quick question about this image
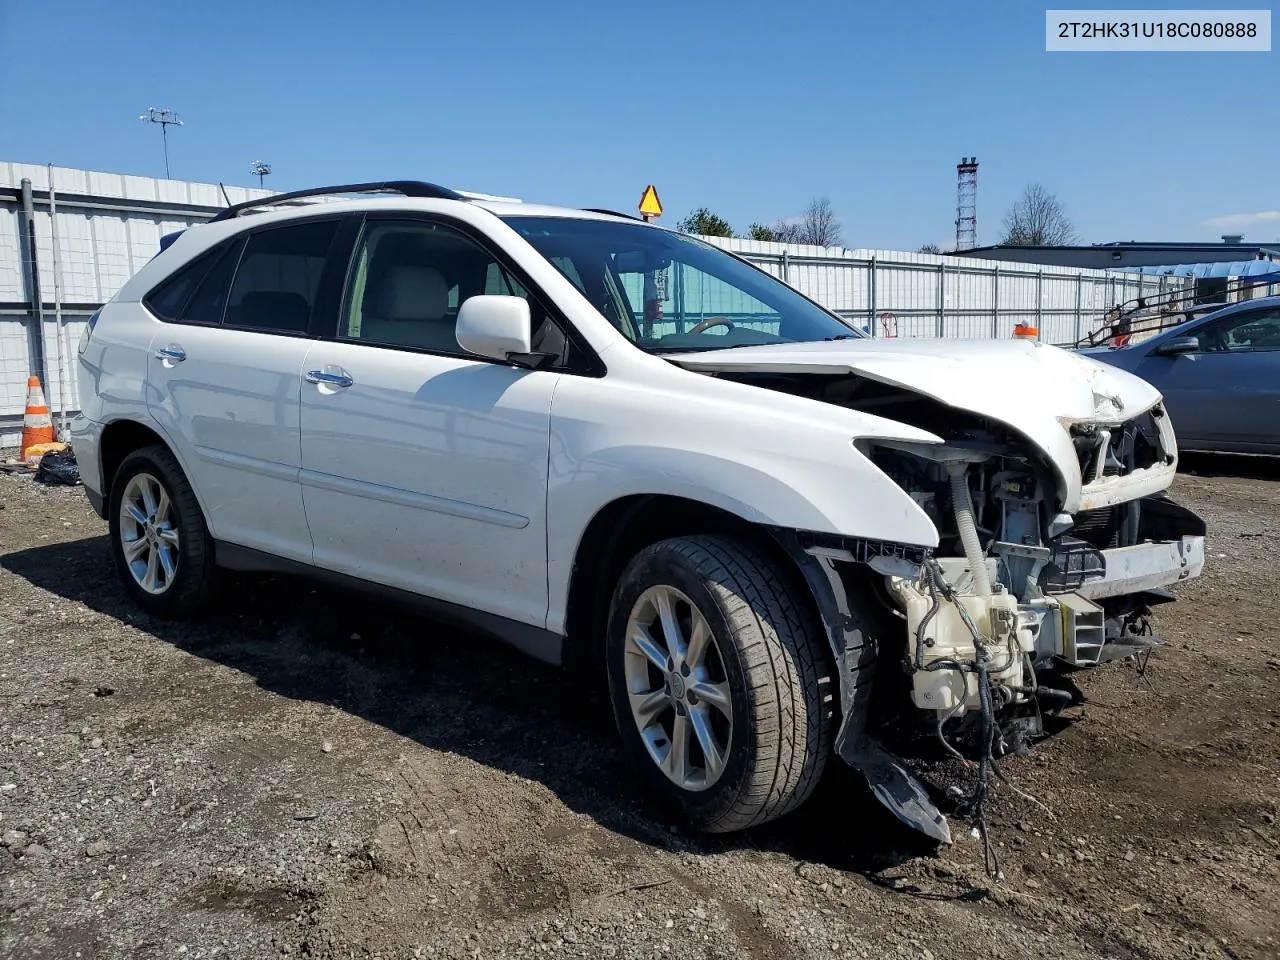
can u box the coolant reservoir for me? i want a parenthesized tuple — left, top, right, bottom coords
(902, 590, 1020, 713)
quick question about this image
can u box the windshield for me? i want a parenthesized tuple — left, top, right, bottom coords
(501, 216, 863, 352)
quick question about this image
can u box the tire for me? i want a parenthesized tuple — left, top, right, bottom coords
(107, 445, 215, 617)
(605, 535, 834, 833)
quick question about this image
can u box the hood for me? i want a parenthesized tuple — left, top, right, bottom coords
(669, 338, 1166, 511)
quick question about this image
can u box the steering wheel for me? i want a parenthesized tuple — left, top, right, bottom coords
(688, 316, 735, 335)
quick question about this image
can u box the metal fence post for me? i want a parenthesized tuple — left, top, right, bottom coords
(19, 179, 49, 388)
(1074, 274, 1083, 342)
(936, 262, 945, 338)
(991, 266, 1000, 338)
(674, 262, 685, 334)
(868, 256, 877, 336)
(781, 250, 791, 287)
(1035, 269, 1044, 340)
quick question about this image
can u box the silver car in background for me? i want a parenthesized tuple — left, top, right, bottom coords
(1083, 296, 1280, 455)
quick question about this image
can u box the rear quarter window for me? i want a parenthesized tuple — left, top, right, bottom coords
(142, 246, 224, 322)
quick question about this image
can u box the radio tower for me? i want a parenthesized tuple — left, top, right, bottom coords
(955, 156, 978, 250)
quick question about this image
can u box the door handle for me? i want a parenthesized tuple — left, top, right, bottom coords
(305, 369, 354, 388)
(155, 345, 186, 363)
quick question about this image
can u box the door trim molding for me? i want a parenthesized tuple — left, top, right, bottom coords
(298, 468, 530, 529)
(194, 444, 300, 483)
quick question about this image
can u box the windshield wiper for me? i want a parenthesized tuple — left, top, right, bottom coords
(823, 334, 859, 340)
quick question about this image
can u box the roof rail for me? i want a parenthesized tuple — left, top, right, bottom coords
(582, 208, 643, 221)
(208, 180, 463, 223)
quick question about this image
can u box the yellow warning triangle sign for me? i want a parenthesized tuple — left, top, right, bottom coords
(638, 184, 663, 218)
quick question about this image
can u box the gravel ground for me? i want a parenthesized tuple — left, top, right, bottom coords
(1, 457, 1277, 960)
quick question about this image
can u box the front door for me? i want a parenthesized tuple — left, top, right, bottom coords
(298, 217, 559, 628)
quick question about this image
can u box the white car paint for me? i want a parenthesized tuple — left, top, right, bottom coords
(669, 338, 1174, 515)
(146, 325, 314, 563)
(296, 340, 559, 628)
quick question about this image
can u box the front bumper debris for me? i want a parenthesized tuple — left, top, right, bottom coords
(1075, 536, 1204, 600)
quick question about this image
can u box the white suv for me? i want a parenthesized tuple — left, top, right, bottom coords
(73, 182, 1205, 841)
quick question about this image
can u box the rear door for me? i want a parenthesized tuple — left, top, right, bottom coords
(1132, 306, 1280, 452)
(145, 217, 351, 562)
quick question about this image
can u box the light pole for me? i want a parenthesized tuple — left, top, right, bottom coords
(139, 108, 183, 179)
(250, 160, 272, 189)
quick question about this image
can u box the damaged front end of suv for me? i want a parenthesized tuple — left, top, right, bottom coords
(674, 341, 1207, 845)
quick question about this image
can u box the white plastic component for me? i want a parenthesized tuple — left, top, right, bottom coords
(932, 556, 1000, 595)
(455, 295, 532, 361)
(895, 583, 1022, 713)
(1058, 593, 1107, 665)
(1015, 609, 1042, 655)
(948, 464, 992, 597)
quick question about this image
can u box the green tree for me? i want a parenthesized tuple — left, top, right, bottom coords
(749, 222, 787, 242)
(676, 207, 734, 237)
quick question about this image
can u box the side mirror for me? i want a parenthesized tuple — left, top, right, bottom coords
(1153, 335, 1200, 357)
(456, 295, 532, 363)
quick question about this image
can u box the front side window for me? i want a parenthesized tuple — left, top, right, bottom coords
(502, 216, 861, 352)
(1194, 307, 1280, 353)
(224, 220, 339, 333)
(341, 220, 531, 354)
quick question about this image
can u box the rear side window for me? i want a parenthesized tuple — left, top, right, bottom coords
(183, 240, 244, 326)
(225, 221, 339, 333)
(143, 246, 223, 322)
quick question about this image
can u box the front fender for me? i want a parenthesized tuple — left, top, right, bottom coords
(544, 372, 941, 632)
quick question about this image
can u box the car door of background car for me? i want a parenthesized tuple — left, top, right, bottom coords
(1131, 306, 1280, 453)
(297, 216, 564, 631)
(144, 217, 350, 563)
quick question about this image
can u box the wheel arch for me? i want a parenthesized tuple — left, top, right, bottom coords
(98, 419, 209, 528)
(561, 494, 836, 692)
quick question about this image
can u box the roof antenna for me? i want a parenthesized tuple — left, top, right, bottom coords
(218, 182, 231, 207)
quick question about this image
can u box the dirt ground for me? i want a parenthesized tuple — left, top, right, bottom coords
(1, 458, 1277, 960)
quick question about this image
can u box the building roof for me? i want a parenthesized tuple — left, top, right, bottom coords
(1112, 259, 1280, 279)
(957, 241, 1280, 258)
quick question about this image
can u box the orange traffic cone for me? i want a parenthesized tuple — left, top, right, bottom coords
(20, 375, 54, 459)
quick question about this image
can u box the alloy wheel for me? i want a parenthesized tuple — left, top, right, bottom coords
(623, 585, 734, 791)
(118, 472, 180, 595)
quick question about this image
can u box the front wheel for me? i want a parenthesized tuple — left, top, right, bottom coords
(606, 535, 833, 833)
(108, 445, 215, 617)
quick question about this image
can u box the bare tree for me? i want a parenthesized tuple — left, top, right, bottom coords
(918, 243, 942, 254)
(747, 198, 841, 245)
(796, 196, 842, 246)
(1000, 183, 1078, 245)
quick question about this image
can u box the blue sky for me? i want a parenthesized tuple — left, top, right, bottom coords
(1, 0, 1275, 249)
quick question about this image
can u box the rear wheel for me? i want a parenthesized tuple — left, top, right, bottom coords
(108, 445, 215, 617)
(606, 535, 833, 833)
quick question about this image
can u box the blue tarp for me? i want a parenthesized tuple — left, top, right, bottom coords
(1113, 259, 1280, 280)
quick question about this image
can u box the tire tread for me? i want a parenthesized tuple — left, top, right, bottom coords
(627, 534, 833, 832)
